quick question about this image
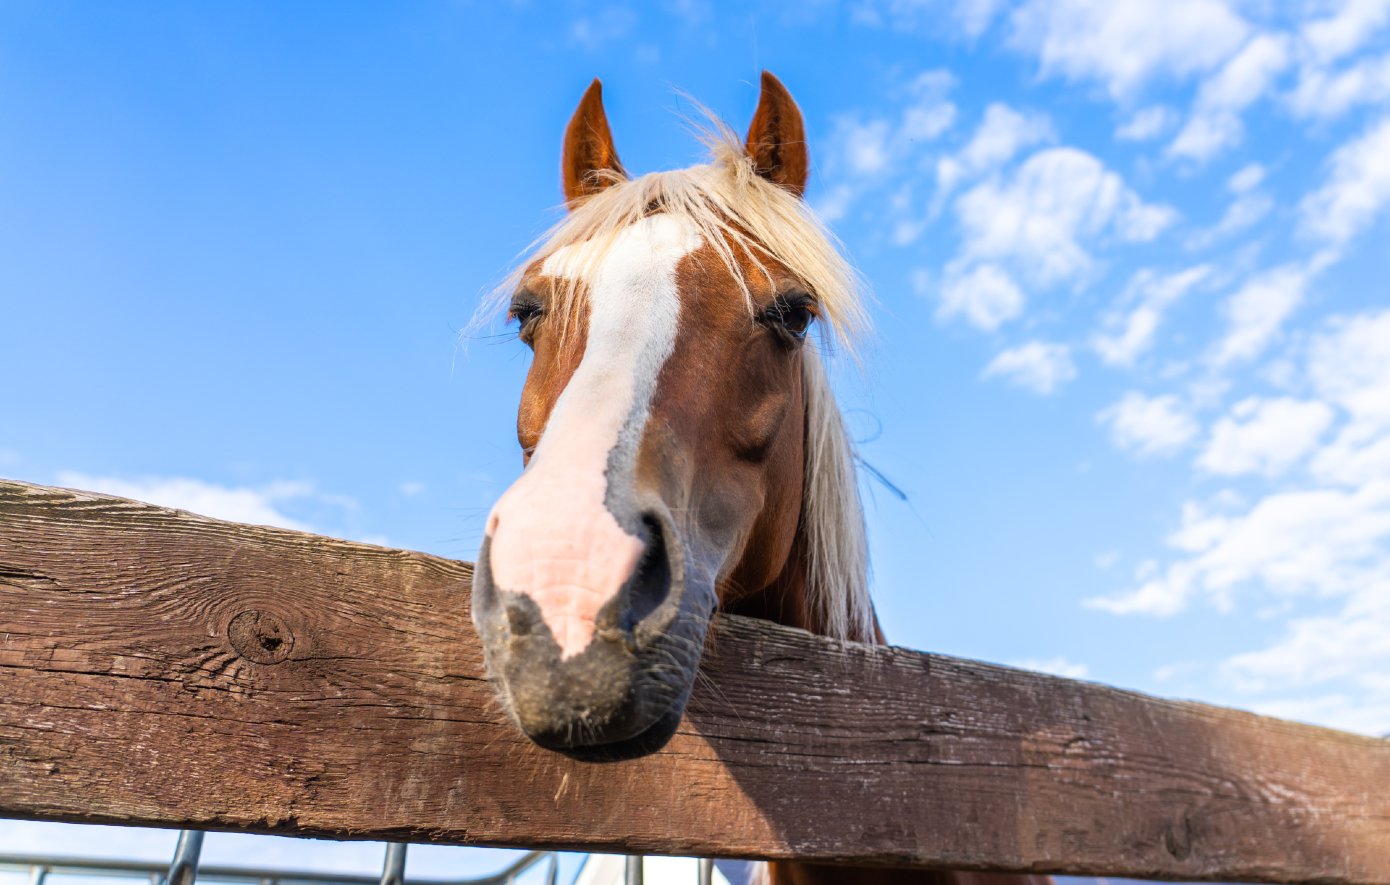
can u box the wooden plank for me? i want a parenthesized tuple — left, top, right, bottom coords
(1, 477, 1388, 883)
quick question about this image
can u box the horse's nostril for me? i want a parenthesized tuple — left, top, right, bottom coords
(506, 600, 534, 637)
(625, 513, 672, 630)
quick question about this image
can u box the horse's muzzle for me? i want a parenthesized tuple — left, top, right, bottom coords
(471, 509, 714, 761)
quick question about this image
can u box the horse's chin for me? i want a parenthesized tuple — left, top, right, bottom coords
(541, 705, 685, 763)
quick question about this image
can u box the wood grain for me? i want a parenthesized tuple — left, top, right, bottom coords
(2, 478, 1388, 883)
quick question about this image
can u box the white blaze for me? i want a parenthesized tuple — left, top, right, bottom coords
(485, 215, 702, 659)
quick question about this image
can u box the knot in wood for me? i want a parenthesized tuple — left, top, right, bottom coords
(1164, 817, 1194, 861)
(228, 610, 294, 664)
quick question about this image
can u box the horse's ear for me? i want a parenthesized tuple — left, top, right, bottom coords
(562, 79, 627, 207)
(745, 71, 809, 198)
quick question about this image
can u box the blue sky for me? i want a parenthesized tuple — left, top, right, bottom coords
(4, 0, 1390, 875)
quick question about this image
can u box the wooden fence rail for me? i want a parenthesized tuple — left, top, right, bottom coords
(2, 478, 1389, 883)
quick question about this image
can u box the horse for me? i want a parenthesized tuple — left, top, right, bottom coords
(470, 71, 1054, 885)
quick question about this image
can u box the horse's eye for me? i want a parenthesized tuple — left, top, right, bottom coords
(763, 294, 817, 344)
(508, 296, 544, 342)
(510, 304, 541, 326)
(780, 304, 814, 336)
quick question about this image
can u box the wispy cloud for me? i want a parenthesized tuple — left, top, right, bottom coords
(1010, 656, 1091, 678)
(1168, 33, 1291, 162)
(1188, 163, 1274, 248)
(1088, 308, 1390, 732)
(950, 147, 1176, 289)
(1197, 397, 1335, 477)
(1299, 116, 1390, 248)
(1093, 265, 1212, 367)
(816, 70, 957, 221)
(934, 103, 1053, 210)
(982, 341, 1077, 394)
(56, 472, 316, 531)
(937, 263, 1025, 330)
(568, 7, 637, 50)
(1289, 0, 1390, 120)
(1115, 105, 1177, 141)
(1009, 0, 1250, 100)
(1098, 392, 1200, 457)
(1209, 261, 1323, 368)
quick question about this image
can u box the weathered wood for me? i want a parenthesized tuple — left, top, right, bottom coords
(2, 478, 1388, 883)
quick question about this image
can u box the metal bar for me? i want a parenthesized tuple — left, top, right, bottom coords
(698, 859, 712, 885)
(625, 856, 642, 885)
(0, 852, 554, 885)
(167, 832, 205, 885)
(27, 865, 49, 885)
(379, 846, 407, 885)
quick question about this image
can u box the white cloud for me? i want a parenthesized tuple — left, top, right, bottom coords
(568, 8, 637, 50)
(1301, 0, 1390, 66)
(1090, 309, 1390, 734)
(0, 448, 20, 467)
(954, 0, 1007, 37)
(952, 147, 1177, 288)
(1085, 562, 1193, 616)
(1299, 116, 1390, 247)
(1229, 162, 1266, 192)
(1289, 51, 1390, 119)
(1288, 0, 1390, 122)
(1223, 581, 1390, 689)
(1009, 0, 1251, 99)
(1116, 105, 1176, 141)
(937, 263, 1026, 330)
(839, 118, 894, 175)
(936, 103, 1053, 202)
(1093, 265, 1212, 366)
(1098, 391, 1200, 456)
(1169, 33, 1292, 162)
(399, 481, 426, 496)
(1310, 311, 1390, 433)
(1087, 481, 1390, 616)
(982, 341, 1077, 394)
(901, 70, 960, 140)
(849, 0, 1008, 37)
(1308, 309, 1390, 486)
(56, 472, 315, 531)
(830, 70, 957, 179)
(1198, 397, 1336, 477)
(1210, 262, 1319, 367)
(1192, 193, 1276, 248)
(1011, 656, 1091, 678)
(1248, 689, 1390, 736)
(814, 183, 857, 221)
(1194, 309, 1390, 734)
(818, 70, 957, 221)
(1189, 165, 1275, 248)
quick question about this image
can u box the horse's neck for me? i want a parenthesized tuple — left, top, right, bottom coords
(723, 521, 817, 634)
(723, 515, 886, 645)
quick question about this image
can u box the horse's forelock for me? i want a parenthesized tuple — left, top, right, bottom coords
(475, 117, 869, 360)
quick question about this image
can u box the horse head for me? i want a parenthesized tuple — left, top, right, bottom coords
(472, 72, 875, 762)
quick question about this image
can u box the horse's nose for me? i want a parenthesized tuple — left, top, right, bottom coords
(472, 508, 706, 756)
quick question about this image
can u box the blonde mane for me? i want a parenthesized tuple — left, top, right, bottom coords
(478, 119, 876, 644)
